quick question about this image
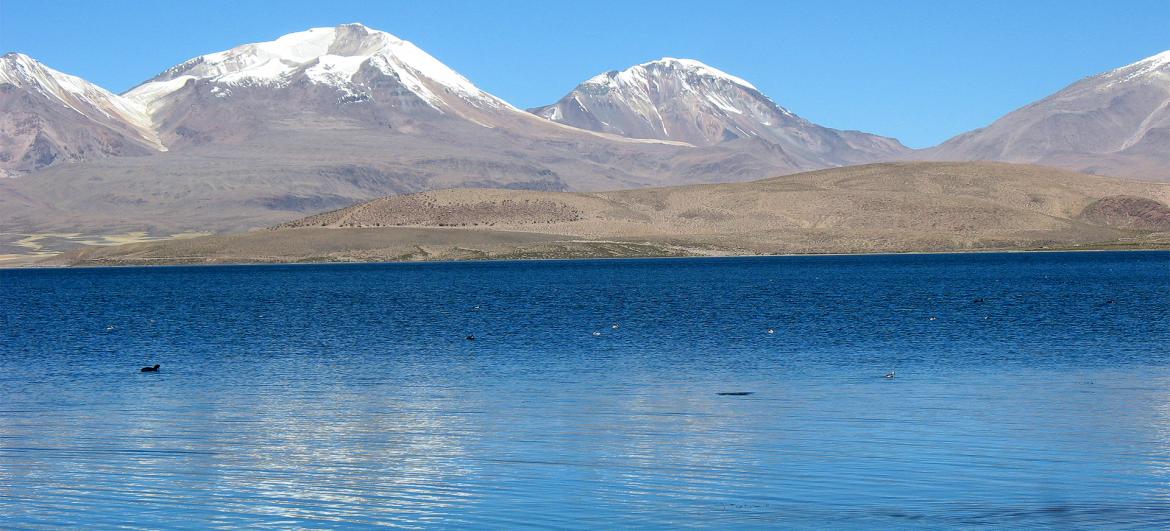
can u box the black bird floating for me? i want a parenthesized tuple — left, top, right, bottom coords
(141, 364, 160, 372)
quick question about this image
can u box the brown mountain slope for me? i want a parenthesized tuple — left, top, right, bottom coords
(923, 51, 1170, 181)
(58, 162, 1170, 266)
(0, 53, 163, 177)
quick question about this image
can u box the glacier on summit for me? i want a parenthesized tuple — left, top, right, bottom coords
(125, 23, 511, 115)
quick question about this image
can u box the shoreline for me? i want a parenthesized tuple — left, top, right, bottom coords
(10, 161, 1170, 270)
(6, 242, 1168, 271)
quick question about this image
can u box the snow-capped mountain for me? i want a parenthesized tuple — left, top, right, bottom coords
(0, 24, 923, 247)
(123, 23, 523, 146)
(530, 58, 908, 166)
(0, 53, 163, 176)
(925, 50, 1170, 180)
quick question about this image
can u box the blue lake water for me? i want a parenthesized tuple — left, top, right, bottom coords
(2, 252, 1170, 528)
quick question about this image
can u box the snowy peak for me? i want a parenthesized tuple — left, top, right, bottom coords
(0, 53, 160, 148)
(530, 57, 908, 166)
(531, 56, 796, 146)
(1098, 49, 1170, 87)
(151, 24, 392, 84)
(0, 53, 166, 176)
(585, 57, 758, 91)
(125, 23, 509, 113)
(1, 52, 94, 95)
(1127, 49, 1170, 72)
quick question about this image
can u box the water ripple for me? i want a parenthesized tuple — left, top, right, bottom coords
(2, 253, 1170, 527)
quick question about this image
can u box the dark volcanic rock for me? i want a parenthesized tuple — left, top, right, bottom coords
(1081, 195, 1170, 231)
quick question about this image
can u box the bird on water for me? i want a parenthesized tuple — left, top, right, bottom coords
(885, 371, 895, 379)
(141, 364, 160, 372)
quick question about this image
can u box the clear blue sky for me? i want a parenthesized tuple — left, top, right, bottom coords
(1, 0, 1166, 147)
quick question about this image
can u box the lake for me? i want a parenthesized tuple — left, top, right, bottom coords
(2, 252, 1170, 528)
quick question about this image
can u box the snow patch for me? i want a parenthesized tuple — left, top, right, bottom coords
(304, 54, 369, 86)
(127, 75, 195, 108)
(705, 92, 743, 115)
(1103, 50, 1170, 87)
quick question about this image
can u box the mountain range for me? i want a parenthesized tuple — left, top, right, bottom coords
(1, 23, 1168, 258)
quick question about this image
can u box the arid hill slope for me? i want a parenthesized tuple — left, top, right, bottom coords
(60, 162, 1170, 265)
